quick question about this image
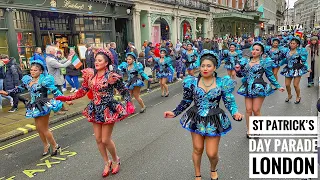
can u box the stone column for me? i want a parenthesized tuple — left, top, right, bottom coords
(111, 17, 116, 42)
(147, 11, 152, 42)
(171, 15, 177, 45)
(133, 9, 141, 52)
(192, 17, 197, 40)
(176, 16, 181, 42)
(127, 17, 133, 43)
(5, 9, 19, 60)
(32, 13, 42, 47)
(204, 19, 209, 38)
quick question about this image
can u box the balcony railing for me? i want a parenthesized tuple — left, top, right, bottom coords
(152, 0, 210, 11)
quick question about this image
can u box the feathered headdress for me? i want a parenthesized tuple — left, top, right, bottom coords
(29, 59, 48, 75)
(126, 52, 137, 60)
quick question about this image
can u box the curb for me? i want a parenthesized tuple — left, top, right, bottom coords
(0, 76, 183, 143)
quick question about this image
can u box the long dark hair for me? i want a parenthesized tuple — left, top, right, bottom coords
(92, 52, 113, 79)
(310, 40, 319, 56)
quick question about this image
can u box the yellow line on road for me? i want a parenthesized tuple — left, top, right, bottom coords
(0, 80, 182, 151)
(16, 128, 28, 134)
(25, 124, 36, 130)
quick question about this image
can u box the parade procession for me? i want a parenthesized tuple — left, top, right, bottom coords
(0, 0, 319, 180)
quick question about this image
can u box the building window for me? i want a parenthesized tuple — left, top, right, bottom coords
(255, 0, 259, 7)
(0, 31, 8, 54)
(17, 32, 35, 65)
(75, 16, 111, 32)
(39, 17, 70, 31)
(0, 9, 5, 28)
(79, 32, 111, 48)
(13, 11, 33, 30)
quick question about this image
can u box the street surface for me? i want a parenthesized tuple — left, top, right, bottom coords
(0, 68, 319, 180)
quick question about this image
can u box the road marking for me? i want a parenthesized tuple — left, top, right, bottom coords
(0, 80, 183, 151)
(16, 128, 28, 134)
(25, 124, 36, 130)
(153, 101, 164, 107)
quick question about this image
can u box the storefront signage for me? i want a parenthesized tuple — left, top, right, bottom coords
(62, 0, 85, 10)
(212, 13, 254, 20)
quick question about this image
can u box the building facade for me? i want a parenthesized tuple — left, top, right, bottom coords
(0, 0, 134, 68)
(294, 0, 318, 31)
(293, 0, 303, 25)
(314, 0, 320, 29)
(132, 0, 211, 51)
(275, 0, 286, 33)
(284, 8, 294, 26)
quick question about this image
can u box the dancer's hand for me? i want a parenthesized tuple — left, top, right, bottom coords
(148, 78, 153, 82)
(0, 90, 8, 95)
(234, 64, 241, 71)
(233, 112, 243, 121)
(55, 96, 72, 102)
(164, 111, 175, 118)
(66, 101, 73, 105)
(278, 87, 285, 92)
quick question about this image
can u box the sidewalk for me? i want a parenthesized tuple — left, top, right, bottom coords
(0, 75, 180, 142)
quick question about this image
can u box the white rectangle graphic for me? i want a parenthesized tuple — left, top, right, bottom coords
(249, 116, 318, 135)
(249, 153, 318, 178)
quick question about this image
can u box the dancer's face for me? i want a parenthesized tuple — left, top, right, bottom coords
(30, 65, 42, 78)
(272, 41, 279, 48)
(289, 40, 299, 50)
(251, 45, 262, 58)
(200, 59, 216, 78)
(95, 54, 108, 71)
(160, 51, 166, 58)
(229, 45, 235, 52)
(126, 56, 134, 65)
(187, 45, 192, 50)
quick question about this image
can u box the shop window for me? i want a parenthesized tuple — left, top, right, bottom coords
(75, 16, 111, 31)
(0, 9, 5, 28)
(39, 17, 70, 31)
(17, 32, 35, 67)
(0, 31, 8, 54)
(14, 11, 33, 30)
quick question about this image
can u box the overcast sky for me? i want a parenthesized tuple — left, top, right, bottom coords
(288, 0, 297, 8)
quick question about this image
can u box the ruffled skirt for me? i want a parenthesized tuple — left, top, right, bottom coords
(156, 69, 172, 79)
(237, 80, 274, 98)
(26, 98, 63, 118)
(83, 100, 131, 124)
(224, 61, 235, 70)
(180, 106, 232, 137)
(126, 76, 144, 90)
(280, 63, 308, 77)
(185, 61, 197, 70)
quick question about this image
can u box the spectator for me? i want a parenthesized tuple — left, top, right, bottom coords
(66, 48, 80, 93)
(0, 57, 13, 109)
(46, 45, 72, 114)
(110, 42, 119, 68)
(85, 44, 95, 68)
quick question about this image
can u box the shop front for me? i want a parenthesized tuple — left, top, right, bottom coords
(0, 0, 133, 68)
(212, 11, 263, 37)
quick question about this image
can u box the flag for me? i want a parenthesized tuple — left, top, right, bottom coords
(71, 55, 83, 69)
(295, 30, 303, 38)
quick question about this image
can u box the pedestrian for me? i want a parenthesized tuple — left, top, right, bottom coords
(118, 52, 152, 113)
(0, 59, 73, 156)
(280, 37, 310, 103)
(306, 36, 320, 87)
(1, 54, 28, 112)
(46, 45, 72, 114)
(56, 49, 134, 177)
(65, 48, 80, 93)
(85, 44, 95, 69)
(151, 48, 174, 97)
(234, 42, 285, 138)
(0, 56, 13, 109)
(164, 50, 243, 180)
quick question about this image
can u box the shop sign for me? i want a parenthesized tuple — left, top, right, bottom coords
(62, 0, 85, 10)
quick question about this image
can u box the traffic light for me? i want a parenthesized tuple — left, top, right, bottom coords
(260, 23, 264, 31)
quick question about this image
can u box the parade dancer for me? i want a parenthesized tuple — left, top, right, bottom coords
(164, 50, 242, 180)
(265, 38, 286, 81)
(118, 52, 152, 113)
(306, 36, 320, 87)
(55, 49, 135, 177)
(182, 43, 199, 76)
(152, 48, 174, 97)
(0, 59, 72, 156)
(280, 37, 309, 104)
(221, 42, 242, 79)
(235, 42, 285, 138)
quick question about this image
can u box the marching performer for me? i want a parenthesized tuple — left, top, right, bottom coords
(164, 50, 242, 180)
(182, 43, 199, 76)
(235, 42, 285, 138)
(55, 49, 134, 177)
(221, 42, 243, 79)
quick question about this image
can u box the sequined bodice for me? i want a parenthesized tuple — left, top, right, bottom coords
(27, 83, 48, 103)
(244, 64, 265, 82)
(193, 86, 221, 117)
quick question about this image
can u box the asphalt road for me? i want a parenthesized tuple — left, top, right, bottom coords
(0, 68, 319, 180)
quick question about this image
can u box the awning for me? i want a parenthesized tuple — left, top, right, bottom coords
(212, 12, 255, 20)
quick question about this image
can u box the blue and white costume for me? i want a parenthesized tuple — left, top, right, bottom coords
(7, 60, 63, 118)
(153, 55, 175, 79)
(236, 43, 281, 98)
(182, 45, 199, 70)
(118, 53, 149, 90)
(221, 43, 243, 70)
(280, 37, 309, 78)
(172, 50, 238, 136)
(265, 38, 287, 68)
